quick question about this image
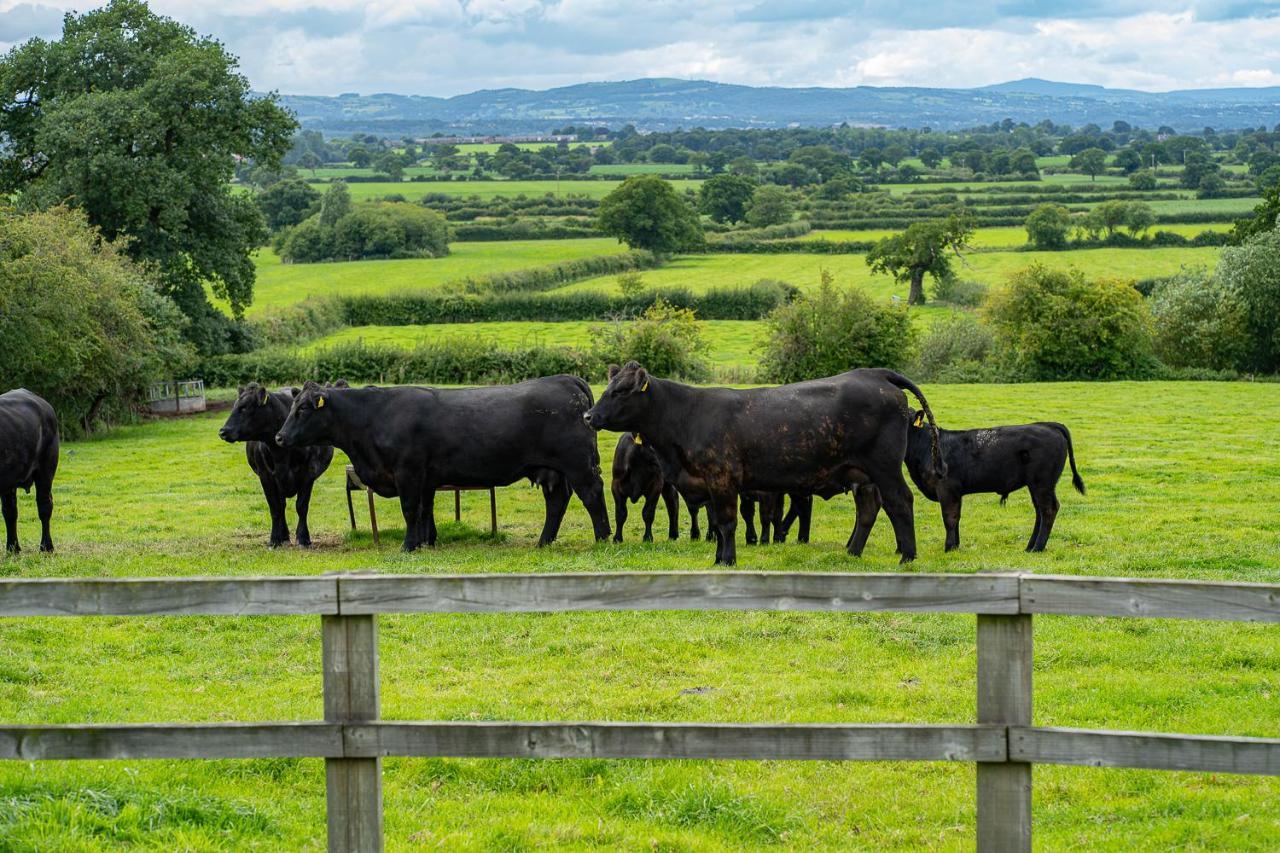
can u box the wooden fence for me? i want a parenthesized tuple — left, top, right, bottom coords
(1, 571, 1278, 851)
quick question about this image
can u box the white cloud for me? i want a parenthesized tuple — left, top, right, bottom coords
(3, 2, 1279, 94)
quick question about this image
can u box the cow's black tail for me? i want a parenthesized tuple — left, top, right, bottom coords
(1048, 422, 1086, 495)
(570, 375, 602, 476)
(878, 370, 946, 479)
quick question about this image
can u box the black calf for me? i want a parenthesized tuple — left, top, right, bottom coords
(219, 383, 334, 547)
(611, 433, 679, 542)
(0, 389, 59, 554)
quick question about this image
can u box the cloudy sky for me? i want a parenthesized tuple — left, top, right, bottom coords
(2, 1, 1279, 96)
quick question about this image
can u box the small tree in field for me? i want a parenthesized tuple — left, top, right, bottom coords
(865, 215, 974, 305)
(1025, 204, 1072, 250)
(745, 185, 794, 227)
(598, 175, 703, 255)
(698, 174, 756, 224)
(1069, 147, 1108, 181)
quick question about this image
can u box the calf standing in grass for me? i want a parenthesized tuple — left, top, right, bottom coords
(859, 412, 1084, 552)
(611, 432, 679, 542)
(0, 389, 59, 553)
(219, 383, 335, 548)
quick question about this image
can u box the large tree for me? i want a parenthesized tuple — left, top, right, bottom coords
(866, 216, 974, 305)
(0, 0, 295, 352)
(597, 176, 703, 254)
(698, 174, 756, 224)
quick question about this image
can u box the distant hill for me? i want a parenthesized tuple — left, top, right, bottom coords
(276, 78, 1280, 136)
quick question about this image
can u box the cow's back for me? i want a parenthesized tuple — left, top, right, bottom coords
(0, 389, 58, 489)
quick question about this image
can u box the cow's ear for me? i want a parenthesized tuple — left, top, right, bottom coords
(331, 378, 350, 388)
(607, 363, 621, 381)
(635, 367, 649, 392)
(289, 387, 302, 398)
(912, 411, 925, 428)
(258, 387, 269, 406)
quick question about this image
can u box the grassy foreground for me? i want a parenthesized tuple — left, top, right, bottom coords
(0, 381, 1277, 849)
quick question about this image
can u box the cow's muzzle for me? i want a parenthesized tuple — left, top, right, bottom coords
(274, 432, 287, 447)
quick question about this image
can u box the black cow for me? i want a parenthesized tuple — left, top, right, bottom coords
(0, 389, 58, 553)
(856, 412, 1085, 552)
(276, 377, 610, 551)
(611, 432, 679, 542)
(775, 494, 815, 543)
(583, 362, 943, 566)
(740, 492, 784, 544)
(219, 383, 335, 548)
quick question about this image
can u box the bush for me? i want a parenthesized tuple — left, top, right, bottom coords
(1024, 203, 1072, 250)
(983, 264, 1155, 380)
(932, 277, 988, 307)
(745, 186, 795, 227)
(1148, 268, 1249, 371)
(1128, 170, 1158, 190)
(911, 312, 999, 383)
(1217, 226, 1280, 372)
(590, 299, 709, 380)
(759, 272, 916, 383)
(617, 271, 646, 297)
(0, 208, 193, 432)
(278, 201, 450, 262)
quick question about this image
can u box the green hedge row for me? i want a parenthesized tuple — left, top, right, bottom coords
(450, 223, 601, 241)
(706, 239, 875, 254)
(449, 250, 660, 295)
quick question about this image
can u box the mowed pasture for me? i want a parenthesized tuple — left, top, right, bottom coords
(0, 382, 1277, 848)
(235, 239, 631, 315)
(305, 178, 706, 203)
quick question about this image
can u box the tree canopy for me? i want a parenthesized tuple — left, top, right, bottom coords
(0, 0, 296, 352)
(698, 174, 757, 224)
(597, 176, 703, 254)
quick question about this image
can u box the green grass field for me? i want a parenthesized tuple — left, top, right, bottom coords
(802, 223, 1232, 249)
(306, 179, 705, 203)
(0, 382, 1276, 848)
(299, 320, 766, 372)
(236, 239, 630, 315)
(589, 163, 697, 176)
(562, 246, 1221, 298)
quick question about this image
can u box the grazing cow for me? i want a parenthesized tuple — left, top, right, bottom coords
(856, 412, 1085, 552)
(0, 389, 59, 553)
(219, 383, 335, 548)
(583, 362, 943, 566)
(611, 432, 679, 542)
(276, 377, 610, 551)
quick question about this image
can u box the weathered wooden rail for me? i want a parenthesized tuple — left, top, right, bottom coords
(1, 571, 1277, 852)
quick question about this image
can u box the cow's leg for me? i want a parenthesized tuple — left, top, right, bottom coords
(874, 471, 918, 563)
(662, 483, 680, 540)
(640, 492, 659, 542)
(941, 493, 962, 552)
(395, 476, 425, 552)
(35, 472, 54, 553)
(1029, 486, 1060, 552)
(775, 497, 794, 543)
(611, 486, 628, 543)
(260, 477, 289, 547)
(538, 478, 572, 546)
(710, 492, 739, 566)
(687, 499, 702, 540)
(1025, 490, 1043, 552)
(847, 485, 882, 556)
(798, 494, 813, 544)
(567, 469, 610, 541)
(422, 490, 438, 546)
(294, 478, 316, 548)
(2, 489, 18, 554)
(740, 495, 759, 545)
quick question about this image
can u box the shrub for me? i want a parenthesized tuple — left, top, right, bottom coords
(0, 208, 193, 432)
(1148, 268, 1249, 371)
(932, 277, 988, 307)
(984, 264, 1155, 380)
(1217, 226, 1280, 372)
(1128, 170, 1158, 190)
(745, 186, 795, 227)
(591, 299, 709, 380)
(759, 271, 916, 383)
(279, 201, 449, 262)
(617, 271, 646, 297)
(911, 312, 999, 383)
(1024, 203, 1072, 250)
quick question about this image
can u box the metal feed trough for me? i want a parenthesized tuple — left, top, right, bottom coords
(146, 379, 206, 415)
(345, 465, 497, 545)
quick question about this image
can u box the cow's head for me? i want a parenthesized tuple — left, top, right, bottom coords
(276, 381, 335, 448)
(583, 361, 653, 431)
(219, 383, 291, 443)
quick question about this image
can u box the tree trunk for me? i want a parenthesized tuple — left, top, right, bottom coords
(908, 267, 926, 305)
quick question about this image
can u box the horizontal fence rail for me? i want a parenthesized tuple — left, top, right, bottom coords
(1, 570, 1278, 853)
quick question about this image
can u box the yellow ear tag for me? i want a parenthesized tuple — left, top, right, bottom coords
(640, 380, 649, 392)
(259, 391, 268, 406)
(633, 433, 643, 445)
(316, 397, 325, 409)
(912, 412, 925, 427)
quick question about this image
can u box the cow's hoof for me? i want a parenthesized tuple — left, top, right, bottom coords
(268, 541, 285, 549)
(6, 544, 19, 555)
(612, 534, 623, 543)
(898, 553, 917, 564)
(642, 534, 653, 543)
(39, 542, 53, 553)
(297, 539, 312, 549)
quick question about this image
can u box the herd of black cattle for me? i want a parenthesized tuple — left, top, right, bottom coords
(1, 365, 1085, 564)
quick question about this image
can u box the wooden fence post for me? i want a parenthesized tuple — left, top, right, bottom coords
(976, 613, 1032, 853)
(323, 614, 383, 853)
